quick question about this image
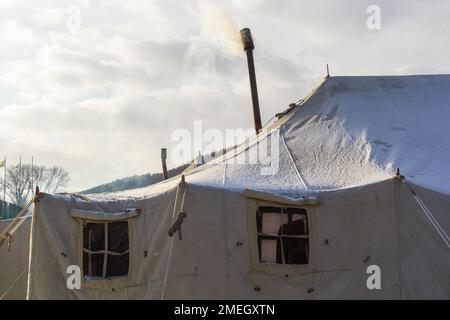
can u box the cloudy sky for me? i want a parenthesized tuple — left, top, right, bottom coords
(0, 0, 449, 191)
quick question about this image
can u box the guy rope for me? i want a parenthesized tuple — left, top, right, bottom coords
(0, 187, 41, 251)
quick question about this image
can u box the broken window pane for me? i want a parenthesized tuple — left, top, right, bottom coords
(108, 221, 129, 254)
(83, 252, 104, 278)
(282, 237, 309, 264)
(83, 220, 130, 279)
(257, 207, 281, 233)
(257, 206, 309, 265)
(259, 237, 282, 264)
(262, 213, 282, 235)
(83, 223, 105, 251)
(281, 213, 308, 235)
(106, 253, 129, 278)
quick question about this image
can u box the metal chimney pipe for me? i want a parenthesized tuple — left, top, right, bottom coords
(161, 148, 168, 180)
(240, 28, 262, 134)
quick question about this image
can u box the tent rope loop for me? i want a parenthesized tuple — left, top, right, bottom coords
(5, 232, 12, 252)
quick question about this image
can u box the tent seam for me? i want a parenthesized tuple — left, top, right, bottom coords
(280, 127, 308, 190)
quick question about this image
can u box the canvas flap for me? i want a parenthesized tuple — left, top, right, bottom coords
(242, 189, 318, 205)
(69, 208, 141, 221)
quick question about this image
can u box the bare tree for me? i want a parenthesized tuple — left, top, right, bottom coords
(0, 164, 70, 207)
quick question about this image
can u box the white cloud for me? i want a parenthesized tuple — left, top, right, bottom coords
(0, 0, 449, 191)
(34, 7, 66, 27)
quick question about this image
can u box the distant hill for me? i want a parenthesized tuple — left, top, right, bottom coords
(82, 164, 189, 194)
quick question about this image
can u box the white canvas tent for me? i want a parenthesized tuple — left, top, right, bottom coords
(1, 74, 449, 299)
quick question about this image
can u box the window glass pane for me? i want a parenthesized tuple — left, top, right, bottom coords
(260, 238, 278, 263)
(83, 252, 104, 277)
(106, 253, 129, 278)
(281, 213, 308, 235)
(257, 207, 281, 233)
(282, 237, 309, 264)
(262, 212, 282, 234)
(108, 221, 129, 254)
(83, 223, 105, 251)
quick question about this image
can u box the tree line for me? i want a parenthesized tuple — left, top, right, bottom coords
(0, 164, 70, 207)
(82, 164, 189, 194)
(1, 162, 190, 207)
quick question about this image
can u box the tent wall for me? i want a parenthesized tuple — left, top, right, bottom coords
(395, 182, 450, 299)
(165, 181, 449, 299)
(411, 183, 450, 235)
(236, 181, 399, 299)
(164, 184, 251, 299)
(0, 217, 30, 300)
(25, 180, 450, 299)
(27, 190, 177, 299)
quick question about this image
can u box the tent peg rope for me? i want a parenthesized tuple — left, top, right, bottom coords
(395, 168, 450, 249)
(0, 190, 42, 251)
(161, 175, 187, 300)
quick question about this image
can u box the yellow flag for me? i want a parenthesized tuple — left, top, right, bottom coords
(0, 159, 5, 168)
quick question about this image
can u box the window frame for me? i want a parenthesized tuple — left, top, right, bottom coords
(256, 206, 309, 265)
(77, 218, 133, 287)
(247, 199, 315, 275)
(82, 220, 130, 280)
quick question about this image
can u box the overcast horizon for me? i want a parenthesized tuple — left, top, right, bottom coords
(1, 0, 449, 191)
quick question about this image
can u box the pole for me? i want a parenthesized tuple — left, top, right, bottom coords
(240, 28, 262, 134)
(3, 156, 5, 203)
(31, 157, 34, 196)
(19, 156, 22, 189)
(161, 148, 168, 181)
(1, 156, 5, 220)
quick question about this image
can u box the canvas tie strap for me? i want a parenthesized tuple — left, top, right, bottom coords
(168, 211, 187, 240)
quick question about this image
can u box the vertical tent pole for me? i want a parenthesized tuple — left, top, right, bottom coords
(3, 156, 5, 203)
(31, 156, 34, 196)
(161, 148, 168, 181)
(2, 156, 6, 220)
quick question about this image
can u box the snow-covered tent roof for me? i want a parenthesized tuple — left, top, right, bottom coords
(14, 74, 450, 300)
(90, 74, 450, 200)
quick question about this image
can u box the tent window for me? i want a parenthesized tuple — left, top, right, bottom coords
(256, 206, 309, 265)
(83, 221, 129, 279)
